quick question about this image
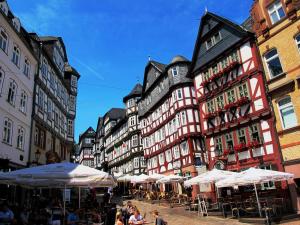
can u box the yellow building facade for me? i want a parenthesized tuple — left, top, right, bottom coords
(251, 0, 300, 213)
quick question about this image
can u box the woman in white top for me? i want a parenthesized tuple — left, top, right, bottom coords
(128, 208, 145, 225)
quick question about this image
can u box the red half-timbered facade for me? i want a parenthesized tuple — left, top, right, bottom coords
(138, 56, 206, 180)
(188, 12, 283, 173)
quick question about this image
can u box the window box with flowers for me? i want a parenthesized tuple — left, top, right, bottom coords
(247, 140, 261, 149)
(233, 143, 247, 152)
(201, 79, 210, 87)
(204, 112, 217, 120)
(237, 96, 250, 106)
(224, 102, 237, 110)
(210, 71, 223, 82)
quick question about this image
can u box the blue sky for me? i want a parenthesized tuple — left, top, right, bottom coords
(8, 0, 253, 141)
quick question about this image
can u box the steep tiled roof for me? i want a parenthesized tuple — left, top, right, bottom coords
(123, 83, 142, 102)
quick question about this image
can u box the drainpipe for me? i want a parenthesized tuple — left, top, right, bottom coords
(28, 41, 42, 167)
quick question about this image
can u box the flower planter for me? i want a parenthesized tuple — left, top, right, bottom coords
(224, 102, 237, 110)
(234, 143, 247, 152)
(247, 140, 261, 149)
(204, 112, 217, 120)
(237, 97, 250, 106)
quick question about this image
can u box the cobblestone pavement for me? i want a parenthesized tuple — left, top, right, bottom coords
(121, 200, 300, 225)
(124, 200, 248, 225)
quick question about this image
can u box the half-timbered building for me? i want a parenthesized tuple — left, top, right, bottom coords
(93, 117, 105, 170)
(79, 127, 95, 167)
(105, 84, 146, 175)
(138, 57, 205, 180)
(188, 12, 283, 177)
(28, 34, 80, 165)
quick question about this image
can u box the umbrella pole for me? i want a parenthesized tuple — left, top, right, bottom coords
(64, 185, 66, 217)
(254, 184, 262, 217)
(78, 187, 81, 209)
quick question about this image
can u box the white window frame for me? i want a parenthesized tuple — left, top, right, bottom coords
(260, 165, 276, 190)
(158, 153, 165, 165)
(165, 149, 172, 162)
(12, 45, 20, 67)
(0, 28, 8, 53)
(0, 68, 5, 95)
(129, 116, 136, 126)
(180, 141, 189, 156)
(264, 49, 284, 79)
(134, 157, 139, 168)
(7, 79, 17, 105)
(268, 0, 285, 24)
(3, 117, 13, 145)
(19, 90, 27, 113)
(177, 89, 183, 100)
(132, 134, 138, 147)
(172, 66, 179, 77)
(206, 32, 222, 50)
(16, 126, 25, 150)
(278, 96, 298, 129)
(173, 146, 180, 159)
(23, 58, 30, 77)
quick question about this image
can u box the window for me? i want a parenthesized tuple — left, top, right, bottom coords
(158, 153, 165, 165)
(12, 45, 20, 66)
(0, 29, 8, 52)
(216, 95, 224, 109)
(177, 89, 183, 100)
(132, 135, 138, 146)
(180, 141, 189, 156)
(172, 67, 178, 77)
(19, 91, 27, 113)
(225, 133, 234, 150)
(264, 49, 283, 78)
(215, 136, 223, 156)
(278, 96, 297, 129)
(47, 100, 52, 119)
(206, 32, 222, 50)
(227, 89, 236, 103)
(295, 34, 300, 52)
(140, 157, 146, 167)
(268, 0, 285, 24)
(23, 58, 30, 77)
(2, 118, 12, 144)
(127, 99, 134, 108)
(38, 89, 44, 110)
(34, 128, 39, 145)
(71, 76, 77, 87)
(7, 79, 17, 105)
(238, 128, 247, 144)
(152, 157, 158, 167)
(40, 130, 45, 149)
(166, 150, 172, 162)
(207, 100, 215, 113)
(0, 68, 4, 94)
(260, 165, 276, 190)
(69, 95, 75, 111)
(16, 126, 25, 150)
(129, 116, 136, 126)
(181, 111, 187, 125)
(238, 83, 249, 98)
(50, 72, 55, 90)
(41, 58, 48, 79)
(250, 124, 261, 142)
(173, 146, 180, 159)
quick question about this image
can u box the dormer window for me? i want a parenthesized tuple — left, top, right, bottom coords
(0, 2, 8, 16)
(172, 67, 178, 77)
(206, 32, 222, 50)
(268, 0, 285, 24)
(12, 18, 21, 32)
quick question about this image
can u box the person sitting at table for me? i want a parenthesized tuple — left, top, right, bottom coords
(115, 212, 124, 225)
(128, 208, 145, 225)
(67, 208, 78, 225)
(152, 210, 167, 225)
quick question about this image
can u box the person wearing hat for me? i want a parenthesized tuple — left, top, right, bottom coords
(152, 210, 167, 225)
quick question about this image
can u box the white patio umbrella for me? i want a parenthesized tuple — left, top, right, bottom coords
(117, 174, 133, 182)
(130, 174, 149, 184)
(184, 169, 237, 187)
(147, 173, 166, 182)
(215, 167, 294, 217)
(0, 162, 116, 215)
(156, 174, 184, 184)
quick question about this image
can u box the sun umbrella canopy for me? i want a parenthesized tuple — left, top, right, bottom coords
(184, 169, 237, 187)
(117, 174, 133, 182)
(156, 174, 184, 184)
(216, 167, 294, 188)
(0, 162, 116, 188)
(130, 174, 149, 183)
(147, 173, 166, 182)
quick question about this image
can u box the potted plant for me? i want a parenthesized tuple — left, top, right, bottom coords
(237, 96, 250, 106)
(234, 143, 247, 152)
